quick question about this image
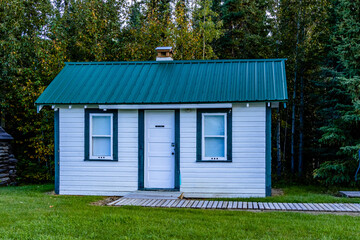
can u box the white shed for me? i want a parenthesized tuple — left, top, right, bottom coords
(36, 53, 287, 198)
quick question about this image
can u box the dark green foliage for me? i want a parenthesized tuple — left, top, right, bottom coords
(314, 0, 360, 185)
(0, 0, 359, 186)
(216, 0, 273, 59)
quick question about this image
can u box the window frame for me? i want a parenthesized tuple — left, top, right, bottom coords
(201, 113, 227, 161)
(85, 109, 118, 161)
(89, 113, 113, 160)
(196, 108, 232, 162)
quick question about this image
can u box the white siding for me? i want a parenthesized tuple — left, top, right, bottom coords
(59, 107, 138, 196)
(180, 102, 266, 198)
(58, 103, 266, 197)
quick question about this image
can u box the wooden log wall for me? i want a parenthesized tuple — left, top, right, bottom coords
(0, 142, 17, 186)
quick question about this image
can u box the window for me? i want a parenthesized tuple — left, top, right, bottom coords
(90, 114, 113, 159)
(85, 110, 118, 161)
(202, 113, 227, 160)
(197, 109, 232, 162)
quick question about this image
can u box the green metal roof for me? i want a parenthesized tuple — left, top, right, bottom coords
(35, 59, 288, 105)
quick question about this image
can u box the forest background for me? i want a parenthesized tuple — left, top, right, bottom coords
(0, 0, 359, 186)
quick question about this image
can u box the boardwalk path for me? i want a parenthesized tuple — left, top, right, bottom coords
(108, 197, 360, 212)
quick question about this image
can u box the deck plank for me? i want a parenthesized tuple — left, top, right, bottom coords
(216, 201, 223, 209)
(122, 199, 135, 206)
(150, 199, 162, 207)
(318, 203, 330, 211)
(273, 203, 280, 210)
(263, 202, 270, 210)
(287, 203, 296, 210)
(134, 199, 146, 206)
(141, 199, 152, 205)
(180, 200, 191, 208)
(108, 198, 122, 206)
(348, 203, 360, 211)
(253, 202, 258, 210)
(200, 201, 208, 208)
(211, 201, 218, 209)
(206, 201, 213, 209)
(298, 203, 307, 211)
(268, 202, 275, 210)
(114, 198, 129, 206)
(194, 201, 202, 208)
(258, 202, 264, 210)
(344, 203, 359, 212)
(165, 200, 177, 207)
(143, 199, 155, 207)
(304, 203, 313, 211)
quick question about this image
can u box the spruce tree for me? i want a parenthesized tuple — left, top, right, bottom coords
(314, 0, 360, 185)
(216, 0, 273, 59)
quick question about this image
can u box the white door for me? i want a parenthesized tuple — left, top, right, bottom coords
(145, 110, 175, 189)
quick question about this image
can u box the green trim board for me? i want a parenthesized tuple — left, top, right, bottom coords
(138, 110, 180, 190)
(174, 109, 180, 189)
(196, 109, 232, 162)
(54, 110, 59, 194)
(138, 110, 145, 189)
(265, 106, 272, 196)
(84, 109, 118, 161)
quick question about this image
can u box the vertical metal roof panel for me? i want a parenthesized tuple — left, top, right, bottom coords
(36, 59, 288, 105)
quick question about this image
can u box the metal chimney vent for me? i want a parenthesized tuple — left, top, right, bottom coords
(155, 47, 173, 61)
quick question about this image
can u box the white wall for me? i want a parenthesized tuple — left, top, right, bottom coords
(59, 107, 138, 195)
(180, 102, 266, 198)
(58, 103, 266, 197)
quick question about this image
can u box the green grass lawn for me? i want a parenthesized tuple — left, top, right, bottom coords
(214, 185, 360, 203)
(0, 185, 360, 240)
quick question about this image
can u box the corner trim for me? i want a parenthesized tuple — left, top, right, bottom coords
(138, 110, 145, 189)
(266, 106, 272, 196)
(54, 110, 60, 194)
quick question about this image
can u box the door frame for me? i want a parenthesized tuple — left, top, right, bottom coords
(138, 109, 180, 191)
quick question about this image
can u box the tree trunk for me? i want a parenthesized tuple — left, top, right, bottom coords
(203, 15, 206, 60)
(290, 76, 296, 174)
(291, 2, 301, 175)
(276, 107, 281, 177)
(298, 75, 304, 176)
(283, 107, 288, 166)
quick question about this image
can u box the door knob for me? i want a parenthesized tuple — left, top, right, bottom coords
(171, 152, 175, 155)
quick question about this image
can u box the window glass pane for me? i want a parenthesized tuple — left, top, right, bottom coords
(92, 137, 111, 156)
(205, 137, 225, 157)
(204, 115, 224, 135)
(92, 116, 111, 135)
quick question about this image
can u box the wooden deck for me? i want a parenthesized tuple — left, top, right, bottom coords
(107, 198, 360, 212)
(339, 191, 360, 198)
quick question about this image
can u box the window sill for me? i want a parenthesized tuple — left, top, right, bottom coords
(84, 158, 118, 162)
(196, 159, 232, 163)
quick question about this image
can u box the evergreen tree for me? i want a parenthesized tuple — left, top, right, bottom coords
(274, 0, 330, 179)
(314, 0, 360, 185)
(51, 0, 125, 62)
(216, 0, 274, 59)
(173, 0, 201, 59)
(193, 0, 223, 59)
